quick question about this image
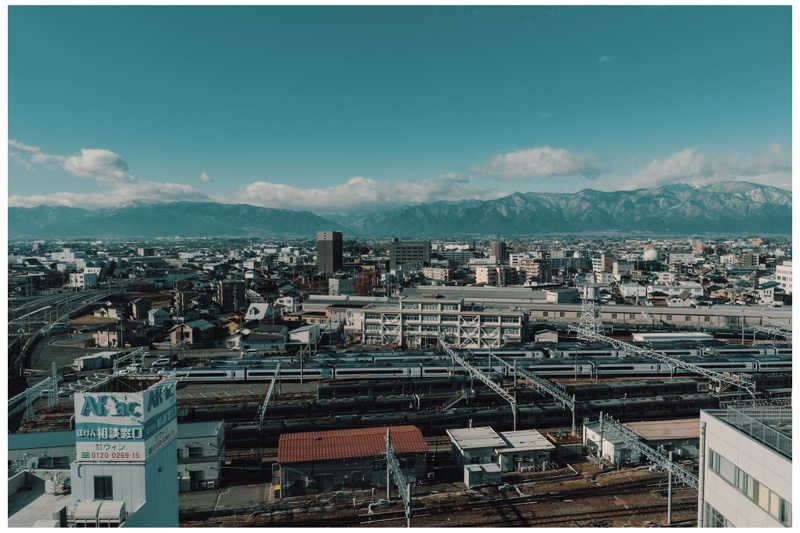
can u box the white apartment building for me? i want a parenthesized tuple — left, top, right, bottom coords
(328, 277, 354, 296)
(476, 266, 515, 287)
(668, 253, 698, 264)
(508, 253, 533, 267)
(775, 261, 792, 294)
(612, 261, 631, 281)
(619, 283, 647, 299)
(699, 407, 791, 527)
(655, 271, 676, 284)
(647, 282, 704, 298)
(69, 272, 97, 289)
(275, 296, 299, 314)
(362, 296, 525, 349)
(422, 267, 452, 282)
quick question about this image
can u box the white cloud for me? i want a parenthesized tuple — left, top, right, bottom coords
(9, 139, 208, 208)
(598, 55, 615, 63)
(482, 146, 608, 180)
(9, 180, 209, 209)
(237, 175, 502, 212)
(63, 148, 134, 184)
(622, 145, 792, 190)
(200, 172, 212, 183)
(9, 139, 64, 170)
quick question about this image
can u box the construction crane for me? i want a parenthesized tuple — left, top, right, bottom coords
(385, 428, 412, 528)
(438, 336, 518, 430)
(569, 324, 756, 398)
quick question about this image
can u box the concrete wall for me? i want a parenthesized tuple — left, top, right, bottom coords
(280, 454, 426, 497)
(451, 445, 497, 466)
(9, 471, 28, 496)
(176, 429, 224, 490)
(701, 411, 791, 527)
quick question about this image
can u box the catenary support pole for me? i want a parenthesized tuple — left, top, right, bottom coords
(667, 451, 673, 525)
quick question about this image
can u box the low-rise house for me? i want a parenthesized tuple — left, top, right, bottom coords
(92, 321, 149, 348)
(129, 298, 152, 320)
(147, 308, 170, 327)
(244, 302, 279, 323)
(168, 319, 217, 347)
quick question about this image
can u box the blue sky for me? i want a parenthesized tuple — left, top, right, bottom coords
(8, 6, 792, 212)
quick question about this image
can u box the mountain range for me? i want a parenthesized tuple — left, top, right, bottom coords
(8, 182, 792, 239)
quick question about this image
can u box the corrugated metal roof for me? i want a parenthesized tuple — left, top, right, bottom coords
(278, 425, 427, 464)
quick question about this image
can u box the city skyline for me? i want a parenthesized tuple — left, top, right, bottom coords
(9, 5, 792, 212)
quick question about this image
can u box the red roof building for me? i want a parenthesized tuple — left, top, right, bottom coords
(278, 425, 427, 464)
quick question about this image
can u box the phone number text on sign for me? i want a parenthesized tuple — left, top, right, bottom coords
(88, 450, 142, 460)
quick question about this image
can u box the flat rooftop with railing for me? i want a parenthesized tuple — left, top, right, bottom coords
(705, 406, 792, 459)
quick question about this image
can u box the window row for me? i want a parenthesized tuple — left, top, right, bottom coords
(704, 502, 734, 527)
(708, 448, 791, 526)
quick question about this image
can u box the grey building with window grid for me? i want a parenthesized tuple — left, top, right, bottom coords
(699, 407, 791, 527)
(389, 239, 431, 270)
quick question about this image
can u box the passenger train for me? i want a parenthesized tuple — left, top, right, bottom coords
(158, 353, 791, 382)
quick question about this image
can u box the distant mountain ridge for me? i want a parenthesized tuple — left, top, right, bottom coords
(8, 182, 791, 239)
(8, 202, 344, 239)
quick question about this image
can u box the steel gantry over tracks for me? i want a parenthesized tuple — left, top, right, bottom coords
(488, 353, 577, 434)
(258, 363, 281, 434)
(9, 363, 60, 421)
(569, 325, 756, 397)
(438, 335, 518, 430)
(596, 413, 698, 525)
(386, 428, 412, 528)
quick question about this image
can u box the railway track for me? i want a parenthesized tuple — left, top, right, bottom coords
(361, 501, 697, 527)
(183, 474, 693, 526)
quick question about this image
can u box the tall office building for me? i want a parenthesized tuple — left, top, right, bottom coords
(389, 239, 431, 270)
(317, 231, 343, 275)
(490, 241, 508, 264)
(698, 407, 791, 527)
(217, 280, 246, 313)
(71, 378, 179, 526)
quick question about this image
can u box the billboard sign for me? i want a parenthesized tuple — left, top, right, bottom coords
(75, 380, 177, 462)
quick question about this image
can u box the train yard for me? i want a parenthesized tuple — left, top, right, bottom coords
(9, 333, 791, 528)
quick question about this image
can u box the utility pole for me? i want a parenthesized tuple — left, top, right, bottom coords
(667, 451, 673, 525)
(597, 411, 604, 466)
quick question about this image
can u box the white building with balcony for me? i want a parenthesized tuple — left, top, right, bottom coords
(69, 272, 97, 289)
(361, 296, 525, 349)
(775, 260, 792, 295)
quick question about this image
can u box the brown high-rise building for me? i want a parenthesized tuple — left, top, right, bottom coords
(317, 231, 343, 275)
(490, 241, 508, 263)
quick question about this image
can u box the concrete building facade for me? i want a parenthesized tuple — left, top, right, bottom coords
(389, 239, 431, 270)
(70, 378, 179, 526)
(317, 231, 343, 275)
(362, 296, 525, 349)
(698, 408, 791, 528)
